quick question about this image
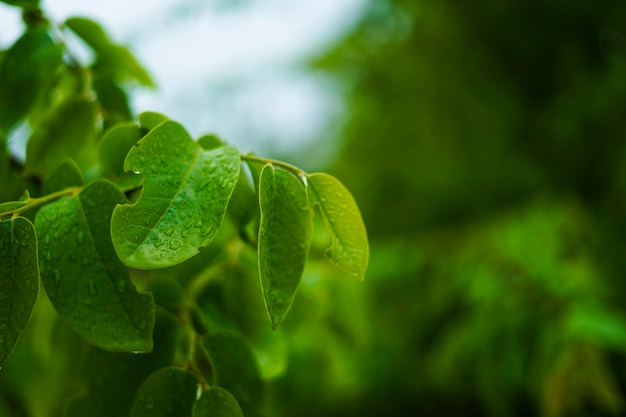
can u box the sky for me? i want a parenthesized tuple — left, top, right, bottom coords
(0, 0, 366, 164)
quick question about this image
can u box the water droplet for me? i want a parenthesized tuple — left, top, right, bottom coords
(76, 231, 85, 245)
(44, 235, 50, 245)
(84, 323, 92, 332)
(193, 220, 202, 228)
(139, 156, 146, 164)
(45, 252, 52, 261)
(154, 241, 164, 248)
(181, 229, 189, 238)
(197, 180, 211, 192)
(164, 229, 174, 236)
(201, 226, 213, 237)
(169, 240, 182, 250)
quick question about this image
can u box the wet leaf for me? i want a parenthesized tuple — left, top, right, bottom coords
(35, 180, 155, 352)
(131, 367, 198, 417)
(258, 165, 312, 329)
(111, 121, 240, 269)
(138, 111, 168, 132)
(194, 387, 244, 417)
(25, 98, 97, 176)
(0, 27, 63, 132)
(308, 173, 369, 279)
(0, 217, 39, 366)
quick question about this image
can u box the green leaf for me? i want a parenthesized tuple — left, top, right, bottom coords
(139, 111, 168, 132)
(42, 158, 84, 195)
(0, 217, 39, 366)
(258, 165, 312, 329)
(25, 98, 97, 176)
(308, 173, 369, 279)
(65, 17, 154, 87)
(99, 122, 143, 190)
(65, 309, 183, 417)
(131, 367, 198, 417)
(111, 121, 240, 269)
(35, 180, 155, 352)
(197, 134, 224, 151)
(0, 0, 39, 8)
(203, 331, 264, 416)
(93, 77, 133, 128)
(0, 28, 63, 132)
(194, 387, 244, 417)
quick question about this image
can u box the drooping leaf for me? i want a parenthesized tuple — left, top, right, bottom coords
(0, 217, 39, 366)
(0, 27, 63, 132)
(42, 158, 84, 195)
(35, 180, 155, 352)
(25, 98, 97, 176)
(65, 308, 183, 417)
(131, 367, 198, 417)
(203, 330, 265, 416)
(99, 122, 143, 190)
(139, 111, 168, 132)
(194, 387, 244, 417)
(258, 165, 312, 329)
(64, 17, 112, 54)
(111, 121, 240, 269)
(308, 173, 369, 279)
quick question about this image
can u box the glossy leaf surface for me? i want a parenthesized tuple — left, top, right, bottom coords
(258, 165, 312, 329)
(0, 217, 38, 366)
(308, 173, 369, 279)
(111, 121, 240, 269)
(194, 387, 244, 417)
(0, 28, 63, 132)
(138, 111, 168, 131)
(25, 99, 97, 176)
(131, 367, 198, 417)
(36, 180, 155, 352)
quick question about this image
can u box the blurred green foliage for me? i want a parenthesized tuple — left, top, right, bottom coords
(4, 0, 626, 416)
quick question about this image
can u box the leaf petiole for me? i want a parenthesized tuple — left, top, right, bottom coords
(0, 186, 81, 219)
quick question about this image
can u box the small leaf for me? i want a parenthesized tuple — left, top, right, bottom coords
(111, 120, 240, 269)
(203, 331, 264, 415)
(65, 17, 153, 87)
(131, 367, 198, 417)
(93, 77, 133, 128)
(139, 111, 168, 132)
(25, 98, 97, 176)
(197, 134, 224, 150)
(308, 173, 369, 279)
(42, 158, 84, 195)
(99, 122, 143, 189)
(258, 165, 312, 329)
(36, 180, 155, 352)
(0, 28, 63, 132)
(0, 217, 39, 366)
(194, 387, 244, 417)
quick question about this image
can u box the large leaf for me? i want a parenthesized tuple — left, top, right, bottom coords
(25, 98, 97, 176)
(0, 0, 39, 7)
(111, 121, 240, 269)
(0, 28, 63, 132)
(131, 367, 198, 417)
(203, 331, 265, 416)
(194, 387, 244, 417)
(0, 217, 39, 366)
(258, 165, 312, 329)
(35, 180, 155, 352)
(308, 173, 369, 279)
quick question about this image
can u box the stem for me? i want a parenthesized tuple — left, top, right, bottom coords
(0, 186, 81, 219)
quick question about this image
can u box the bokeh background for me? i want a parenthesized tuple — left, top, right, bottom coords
(4, 0, 626, 416)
